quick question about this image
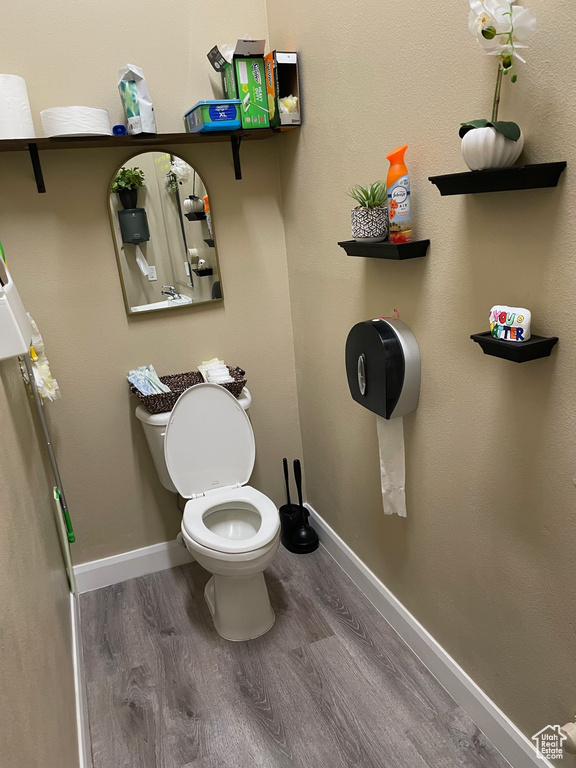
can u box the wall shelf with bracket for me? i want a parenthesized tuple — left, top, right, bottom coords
(192, 267, 213, 276)
(471, 332, 558, 362)
(338, 239, 430, 260)
(429, 162, 566, 196)
(0, 127, 297, 193)
(204, 238, 215, 248)
(184, 211, 206, 221)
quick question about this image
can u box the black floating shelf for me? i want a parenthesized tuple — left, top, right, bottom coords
(192, 267, 213, 276)
(338, 239, 430, 260)
(184, 211, 206, 221)
(429, 162, 566, 196)
(471, 332, 558, 363)
(204, 238, 215, 247)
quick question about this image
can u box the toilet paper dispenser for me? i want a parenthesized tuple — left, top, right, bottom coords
(345, 318, 421, 419)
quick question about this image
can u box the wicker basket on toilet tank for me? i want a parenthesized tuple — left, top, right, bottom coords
(129, 367, 247, 414)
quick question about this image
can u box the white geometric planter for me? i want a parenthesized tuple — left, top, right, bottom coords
(351, 207, 389, 242)
(461, 127, 525, 171)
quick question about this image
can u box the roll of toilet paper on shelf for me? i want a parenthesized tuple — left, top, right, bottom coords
(376, 416, 407, 517)
(0, 75, 36, 139)
(40, 106, 112, 137)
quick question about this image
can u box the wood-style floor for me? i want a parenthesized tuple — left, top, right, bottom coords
(80, 545, 510, 768)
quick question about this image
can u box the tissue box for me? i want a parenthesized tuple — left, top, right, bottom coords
(208, 40, 270, 129)
(184, 100, 241, 132)
(264, 51, 301, 128)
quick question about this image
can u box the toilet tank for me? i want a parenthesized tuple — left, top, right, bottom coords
(135, 387, 252, 493)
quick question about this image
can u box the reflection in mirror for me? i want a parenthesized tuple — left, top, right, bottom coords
(108, 151, 223, 315)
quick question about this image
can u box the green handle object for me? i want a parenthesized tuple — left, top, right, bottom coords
(54, 487, 75, 543)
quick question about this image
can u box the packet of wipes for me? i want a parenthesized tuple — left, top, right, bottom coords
(127, 365, 170, 395)
(118, 64, 157, 135)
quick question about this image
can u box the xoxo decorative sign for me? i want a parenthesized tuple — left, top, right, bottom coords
(489, 305, 531, 342)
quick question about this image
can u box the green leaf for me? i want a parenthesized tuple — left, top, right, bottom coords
(491, 121, 521, 141)
(459, 119, 489, 138)
(111, 166, 146, 194)
(347, 180, 387, 208)
(458, 119, 521, 142)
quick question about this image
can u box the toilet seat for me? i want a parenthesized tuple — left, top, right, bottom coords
(164, 382, 255, 498)
(182, 486, 279, 554)
(165, 383, 279, 557)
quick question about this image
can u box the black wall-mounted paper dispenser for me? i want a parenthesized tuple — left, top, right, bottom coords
(118, 208, 150, 245)
(345, 318, 421, 419)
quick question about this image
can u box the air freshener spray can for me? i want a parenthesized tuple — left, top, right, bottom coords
(386, 145, 412, 244)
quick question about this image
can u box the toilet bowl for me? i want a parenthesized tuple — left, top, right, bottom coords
(161, 383, 279, 641)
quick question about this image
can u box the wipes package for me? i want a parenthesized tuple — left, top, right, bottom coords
(118, 64, 157, 135)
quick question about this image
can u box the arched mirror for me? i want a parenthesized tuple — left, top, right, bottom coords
(108, 151, 223, 315)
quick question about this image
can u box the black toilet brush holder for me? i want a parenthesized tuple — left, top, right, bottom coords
(279, 458, 319, 554)
(279, 504, 319, 554)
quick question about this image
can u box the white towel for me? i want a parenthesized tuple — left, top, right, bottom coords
(198, 357, 234, 384)
(135, 244, 151, 277)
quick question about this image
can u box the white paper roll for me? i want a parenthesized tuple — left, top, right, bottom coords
(376, 416, 407, 517)
(40, 106, 112, 137)
(0, 74, 35, 139)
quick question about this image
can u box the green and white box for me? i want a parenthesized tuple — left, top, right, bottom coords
(209, 40, 269, 130)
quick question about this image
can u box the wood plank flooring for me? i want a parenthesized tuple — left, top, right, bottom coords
(80, 545, 511, 768)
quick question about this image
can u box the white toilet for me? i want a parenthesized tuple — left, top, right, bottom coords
(135, 383, 280, 641)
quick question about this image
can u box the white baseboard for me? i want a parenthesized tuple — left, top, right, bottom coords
(71, 593, 91, 768)
(73, 538, 193, 594)
(305, 503, 552, 768)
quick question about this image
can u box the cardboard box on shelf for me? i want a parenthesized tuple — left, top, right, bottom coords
(264, 51, 301, 128)
(207, 40, 269, 130)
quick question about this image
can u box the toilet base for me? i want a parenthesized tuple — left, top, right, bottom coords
(204, 573, 275, 641)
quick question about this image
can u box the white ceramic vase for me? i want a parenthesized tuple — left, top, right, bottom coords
(461, 127, 524, 171)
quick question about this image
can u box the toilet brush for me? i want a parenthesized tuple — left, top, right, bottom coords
(283, 457, 293, 507)
(279, 458, 319, 554)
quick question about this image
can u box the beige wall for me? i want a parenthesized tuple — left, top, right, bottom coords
(267, 0, 576, 745)
(3, 0, 575, 754)
(0, 0, 302, 563)
(0, 358, 78, 768)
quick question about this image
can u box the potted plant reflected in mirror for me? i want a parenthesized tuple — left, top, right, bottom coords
(112, 167, 145, 209)
(348, 181, 389, 242)
(462, 0, 536, 170)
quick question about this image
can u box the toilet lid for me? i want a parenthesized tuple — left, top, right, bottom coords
(164, 383, 255, 499)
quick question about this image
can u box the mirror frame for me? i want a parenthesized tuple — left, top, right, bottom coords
(107, 150, 224, 316)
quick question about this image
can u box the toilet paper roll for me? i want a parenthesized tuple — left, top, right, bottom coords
(0, 75, 36, 139)
(40, 106, 112, 137)
(376, 416, 406, 517)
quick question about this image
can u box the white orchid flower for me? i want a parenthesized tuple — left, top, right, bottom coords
(468, 0, 536, 66)
(511, 5, 537, 41)
(170, 158, 191, 184)
(467, 0, 537, 122)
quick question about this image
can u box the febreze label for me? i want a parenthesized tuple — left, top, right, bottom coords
(388, 175, 411, 244)
(489, 305, 531, 342)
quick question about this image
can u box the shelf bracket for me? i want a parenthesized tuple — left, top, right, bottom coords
(28, 143, 46, 193)
(230, 135, 242, 181)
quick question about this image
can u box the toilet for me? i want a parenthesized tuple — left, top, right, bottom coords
(135, 383, 280, 641)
